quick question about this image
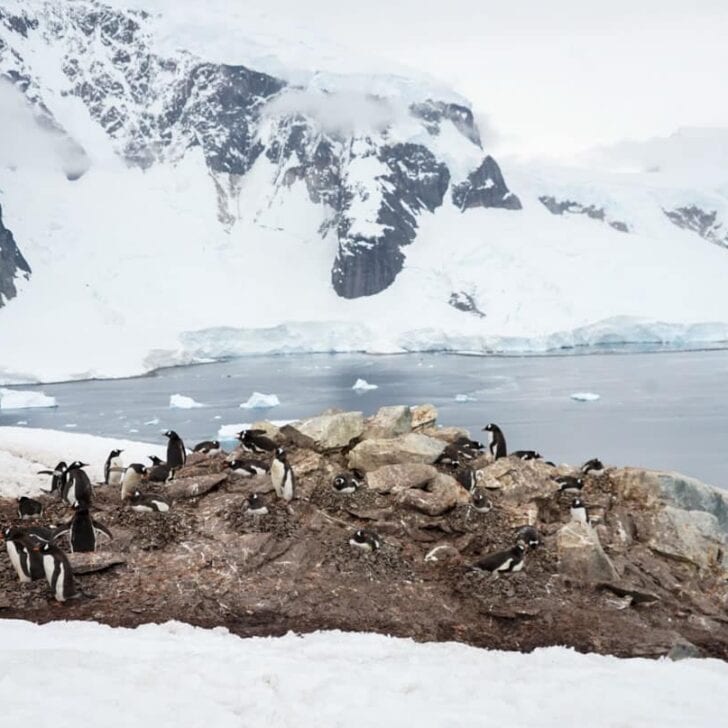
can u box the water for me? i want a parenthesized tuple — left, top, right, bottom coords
(1, 350, 727, 488)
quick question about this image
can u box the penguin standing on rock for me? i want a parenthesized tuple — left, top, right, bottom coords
(164, 430, 187, 471)
(17, 496, 43, 519)
(236, 429, 277, 454)
(482, 423, 507, 460)
(147, 456, 170, 483)
(570, 497, 589, 524)
(270, 447, 295, 502)
(2, 527, 45, 582)
(130, 490, 170, 513)
(54, 507, 113, 553)
(555, 476, 584, 493)
(349, 529, 381, 552)
(62, 462, 93, 508)
(37, 541, 79, 603)
(104, 449, 124, 486)
(469, 541, 526, 574)
(121, 463, 147, 501)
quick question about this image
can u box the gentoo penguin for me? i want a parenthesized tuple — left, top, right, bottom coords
(349, 529, 382, 552)
(17, 496, 43, 519)
(62, 461, 93, 508)
(471, 488, 492, 513)
(570, 497, 589, 524)
(37, 541, 78, 602)
(246, 493, 268, 516)
(121, 463, 147, 500)
(482, 423, 507, 460)
(2, 527, 45, 582)
(469, 542, 526, 574)
(164, 430, 187, 470)
(130, 490, 170, 513)
(332, 470, 364, 494)
(104, 449, 124, 486)
(236, 429, 277, 454)
(581, 458, 605, 475)
(436, 438, 482, 466)
(147, 456, 170, 483)
(515, 525, 541, 549)
(270, 447, 295, 502)
(24, 526, 56, 543)
(225, 459, 269, 477)
(193, 440, 221, 455)
(511, 450, 542, 461)
(37, 461, 67, 495)
(54, 507, 113, 553)
(455, 467, 478, 493)
(555, 475, 584, 493)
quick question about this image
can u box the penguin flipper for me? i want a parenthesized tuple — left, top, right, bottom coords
(93, 521, 113, 540)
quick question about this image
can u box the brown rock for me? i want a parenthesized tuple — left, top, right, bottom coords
(557, 521, 619, 583)
(364, 405, 412, 439)
(411, 403, 437, 430)
(397, 472, 469, 516)
(348, 433, 446, 471)
(366, 464, 440, 494)
(287, 411, 364, 452)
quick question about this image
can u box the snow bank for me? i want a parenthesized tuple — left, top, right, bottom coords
(240, 392, 280, 409)
(0, 388, 57, 410)
(1, 620, 726, 727)
(169, 393, 205, 409)
(571, 392, 601, 402)
(352, 378, 378, 391)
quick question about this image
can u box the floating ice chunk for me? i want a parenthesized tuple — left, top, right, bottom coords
(169, 394, 205, 409)
(352, 378, 378, 391)
(64, 424, 77, 428)
(571, 392, 601, 402)
(454, 394, 477, 402)
(16, 420, 28, 425)
(0, 389, 57, 410)
(240, 392, 280, 409)
(145, 418, 160, 426)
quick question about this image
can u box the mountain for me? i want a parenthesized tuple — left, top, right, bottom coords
(1, 0, 728, 383)
(0, 201, 30, 304)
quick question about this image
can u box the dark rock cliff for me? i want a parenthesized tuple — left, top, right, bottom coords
(0, 202, 31, 307)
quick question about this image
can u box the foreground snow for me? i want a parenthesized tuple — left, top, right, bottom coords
(0, 388, 57, 409)
(1, 620, 726, 727)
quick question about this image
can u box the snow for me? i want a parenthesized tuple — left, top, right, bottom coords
(0, 388, 57, 410)
(1, 619, 727, 727)
(169, 393, 205, 409)
(352, 378, 378, 391)
(240, 392, 281, 409)
(572, 392, 601, 402)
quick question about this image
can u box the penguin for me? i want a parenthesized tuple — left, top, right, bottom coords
(471, 488, 492, 513)
(193, 440, 221, 455)
(129, 490, 170, 513)
(121, 463, 147, 501)
(62, 461, 93, 508)
(270, 447, 295, 502)
(246, 493, 268, 516)
(104, 449, 124, 486)
(469, 542, 526, 574)
(37, 541, 78, 602)
(37, 461, 67, 495)
(482, 423, 507, 460)
(455, 467, 478, 493)
(236, 429, 277, 454)
(24, 526, 57, 543)
(54, 507, 113, 553)
(164, 430, 187, 470)
(225, 459, 269, 477)
(515, 525, 541, 549)
(435, 444, 462, 467)
(570, 497, 589, 524)
(2, 527, 45, 582)
(332, 470, 364, 494)
(581, 458, 605, 475)
(17, 496, 43, 519)
(147, 456, 170, 483)
(436, 438, 482, 466)
(511, 450, 542, 461)
(349, 529, 382, 552)
(555, 475, 584, 493)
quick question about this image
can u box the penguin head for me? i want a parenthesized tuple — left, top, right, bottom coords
(235, 429, 248, 441)
(248, 493, 263, 508)
(482, 423, 496, 433)
(148, 455, 163, 465)
(133, 490, 142, 499)
(129, 463, 147, 475)
(110, 449, 123, 457)
(211, 440, 220, 449)
(514, 541, 527, 554)
(164, 430, 177, 439)
(333, 475, 347, 488)
(572, 497, 584, 508)
(275, 447, 287, 459)
(68, 461, 88, 470)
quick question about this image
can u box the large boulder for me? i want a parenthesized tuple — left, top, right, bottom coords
(397, 472, 469, 516)
(286, 411, 364, 452)
(347, 433, 446, 471)
(411, 404, 437, 431)
(364, 405, 413, 439)
(557, 521, 619, 583)
(366, 464, 440, 494)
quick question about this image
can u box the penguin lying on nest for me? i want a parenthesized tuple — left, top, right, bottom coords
(349, 529, 382, 553)
(332, 469, 365, 494)
(129, 490, 170, 513)
(468, 540, 527, 574)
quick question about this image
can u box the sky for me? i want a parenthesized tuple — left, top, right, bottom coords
(135, 0, 728, 160)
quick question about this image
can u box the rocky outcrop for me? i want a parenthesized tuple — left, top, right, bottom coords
(363, 405, 412, 439)
(452, 156, 521, 211)
(348, 433, 446, 471)
(663, 205, 728, 249)
(286, 411, 364, 452)
(539, 195, 629, 233)
(0, 202, 31, 307)
(557, 521, 619, 583)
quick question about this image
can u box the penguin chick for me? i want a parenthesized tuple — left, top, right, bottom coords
(130, 490, 170, 513)
(17, 496, 43, 519)
(515, 525, 541, 549)
(570, 497, 589, 524)
(246, 493, 269, 516)
(482, 423, 507, 460)
(581, 458, 605, 475)
(471, 488, 492, 513)
(469, 542, 526, 574)
(555, 476, 584, 492)
(349, 529, 382, 552)
(193, 440, 221, 455)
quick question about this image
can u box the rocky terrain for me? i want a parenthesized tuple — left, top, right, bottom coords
(0, 202, 30, 307)
(2, 404, 728, 661)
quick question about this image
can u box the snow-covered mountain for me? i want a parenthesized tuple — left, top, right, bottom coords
(1, 0, 728, 382)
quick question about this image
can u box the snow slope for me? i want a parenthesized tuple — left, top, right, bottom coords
(1, 620, 726, 727)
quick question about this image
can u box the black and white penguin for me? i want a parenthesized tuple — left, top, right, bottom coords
(555, 475, 584, 493)
(270, 447, 295, 502)
(332, 470, 364, 494)
(482, 423, 507, 460)
(2, 527, 45, 582)
(469, 542, 526, 573)
(570, 497, 589, 524)
(17, 496, 43, 519)
(471, 488, 492, 513)
(225, 459, 269, 477)
(129, 490, 170, 513)
(349, 529, 382, 552)
(147, 456, 170, 483)
(24, 526, 56, 543)
(193, 440, 221, 455)
(515, 525, 541, 549)
(455, 467, 478, 493)
(581, 458, 605, 475)
(37, 461, 67, 495)
(104, 449, 124, 486)
(54, 507, 113, 553)
(511, 450, 542, 461)
(62, 461, 93, 508)
(121, 463, 147, 500)
(236, 429, 277, 454)
(38, 541, 78, 602)
(164, 430, 187, 470)
(246, 493, 268, 516)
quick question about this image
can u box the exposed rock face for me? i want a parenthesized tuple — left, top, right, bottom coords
(539, 195, 630, 233)
(557, 521, 619, 583)
(452, 156, 521, 211)
(448, 291, 486, 318)
(366, 463, 440, 494)
(0, 202, 31, 307)
(411, 404, 438, 431)
(348, 433, 446, 471)
(363, 405, 412, 440)
(663, 205, 728, 249)
(397, 472, 469, 516)
(287, 412, 364, 452)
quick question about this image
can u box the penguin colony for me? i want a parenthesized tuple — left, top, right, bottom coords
(2, 416, 606, 606)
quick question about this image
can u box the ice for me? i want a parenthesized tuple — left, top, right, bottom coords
(352, 378, 378, 391)
(240, 392, 281, 409)
(169, 394, 205, 409)
(571, 392, 601, 402)
(454, 393, 477, 402)
(0, 389, 57, 410)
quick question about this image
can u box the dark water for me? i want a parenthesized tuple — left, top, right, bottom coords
(1, 350, 727, 489)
